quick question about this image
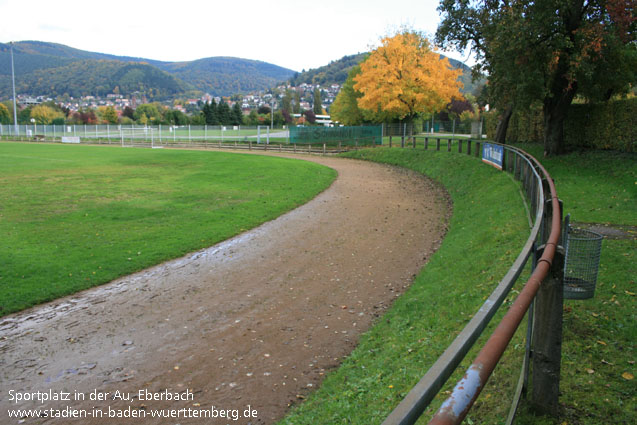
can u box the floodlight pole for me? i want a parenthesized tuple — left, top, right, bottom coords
(10, 42, 19, 136)
(270, 99, 274, 129)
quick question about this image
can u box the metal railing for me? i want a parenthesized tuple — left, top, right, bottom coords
(383, 139, 562, 424)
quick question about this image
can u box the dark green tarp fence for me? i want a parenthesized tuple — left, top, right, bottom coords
(289, 126, 383, 146)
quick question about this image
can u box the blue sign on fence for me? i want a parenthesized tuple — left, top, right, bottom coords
(482, 143, 504, 170)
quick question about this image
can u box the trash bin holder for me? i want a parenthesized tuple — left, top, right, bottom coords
(563, 226, 603, 300)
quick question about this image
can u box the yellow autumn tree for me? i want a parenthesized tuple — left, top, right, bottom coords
(30, 105, 64, 125)
(354, 31, 463, 122)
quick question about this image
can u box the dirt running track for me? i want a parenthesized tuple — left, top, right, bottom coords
(0, 152, 450, 424)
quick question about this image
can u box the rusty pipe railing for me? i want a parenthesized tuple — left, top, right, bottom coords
(383, 143, 561, 425)
(429, 158, 560, 424)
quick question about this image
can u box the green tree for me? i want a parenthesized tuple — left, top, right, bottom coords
(437, 0, 637, 155)
(189, 113, 205, 125)
(138, 113, 149, 125)
(282, 90, 292, 114)
(134, 104, 161, 124)
(18, 107, 32, 124)
(313, 88, 322, 115)
(293, 91, 301, 114)
(165, 109, 188, 125)
(99, 106, 119, 124)
(0, 103, 10, 124)
(330, 65, 366, 125)
(273, 110, 285, 127)
(203, 100, 219, 125)
(231, 102, 244, 126)
(245, 110, 259, 126)
(217, 100, 232, 125)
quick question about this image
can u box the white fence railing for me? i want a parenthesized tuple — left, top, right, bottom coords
(0, 125, 289, 145)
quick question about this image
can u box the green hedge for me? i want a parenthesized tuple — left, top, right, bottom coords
(564, 98, 636, 151)
(486, 98, 636, 152)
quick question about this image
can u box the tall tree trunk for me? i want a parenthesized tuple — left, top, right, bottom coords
(543, 1, 582, 156)
(494, 103, 514, 145)
(543, 102, 565, 156)
(543, 82, 577, 156)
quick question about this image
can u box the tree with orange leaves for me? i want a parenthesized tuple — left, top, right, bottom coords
(353, 31, 463, 124)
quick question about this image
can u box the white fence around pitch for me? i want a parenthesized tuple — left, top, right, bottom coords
(0, 124, 289, 147)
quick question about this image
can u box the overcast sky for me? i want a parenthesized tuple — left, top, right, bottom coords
(0, 0, 472, 71)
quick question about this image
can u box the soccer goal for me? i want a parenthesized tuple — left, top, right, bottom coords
(118, 126, 162, 148)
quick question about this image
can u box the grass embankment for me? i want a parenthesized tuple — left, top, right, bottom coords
(280, 147, 531, 424)
(0, 142, 336, 316)
(512, 145, 636, 425)
(280, 146, 636, 424)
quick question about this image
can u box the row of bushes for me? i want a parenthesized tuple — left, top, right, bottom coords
(486, 97, 636, 152)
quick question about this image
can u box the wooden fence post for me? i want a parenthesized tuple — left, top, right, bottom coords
(532, 244, 565, 416)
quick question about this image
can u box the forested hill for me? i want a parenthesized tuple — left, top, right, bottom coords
(0, 41, 295, 99)
(289, 53, 368, 86)
(289, 52, 483, 96)
(157, 57, 296, 97)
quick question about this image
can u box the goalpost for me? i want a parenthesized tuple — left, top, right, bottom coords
(88, 126, 160, 148)
(118, 126, 161, 148)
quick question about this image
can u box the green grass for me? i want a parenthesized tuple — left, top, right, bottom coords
(510, 145, 636, 425)
(516, 239, 636, 425)
(279, 147, 531, 424)
(279, 145, 635, 425)
(0, 142, 336, 316)
(513, 144, 636, 225)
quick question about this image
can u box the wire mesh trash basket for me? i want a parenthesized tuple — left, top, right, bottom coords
(563, 223, 603, 300)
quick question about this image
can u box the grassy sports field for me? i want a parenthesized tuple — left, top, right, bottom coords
(0, 142, 336, 316)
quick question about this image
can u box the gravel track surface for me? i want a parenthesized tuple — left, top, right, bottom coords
(0, 152, 450, 424)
